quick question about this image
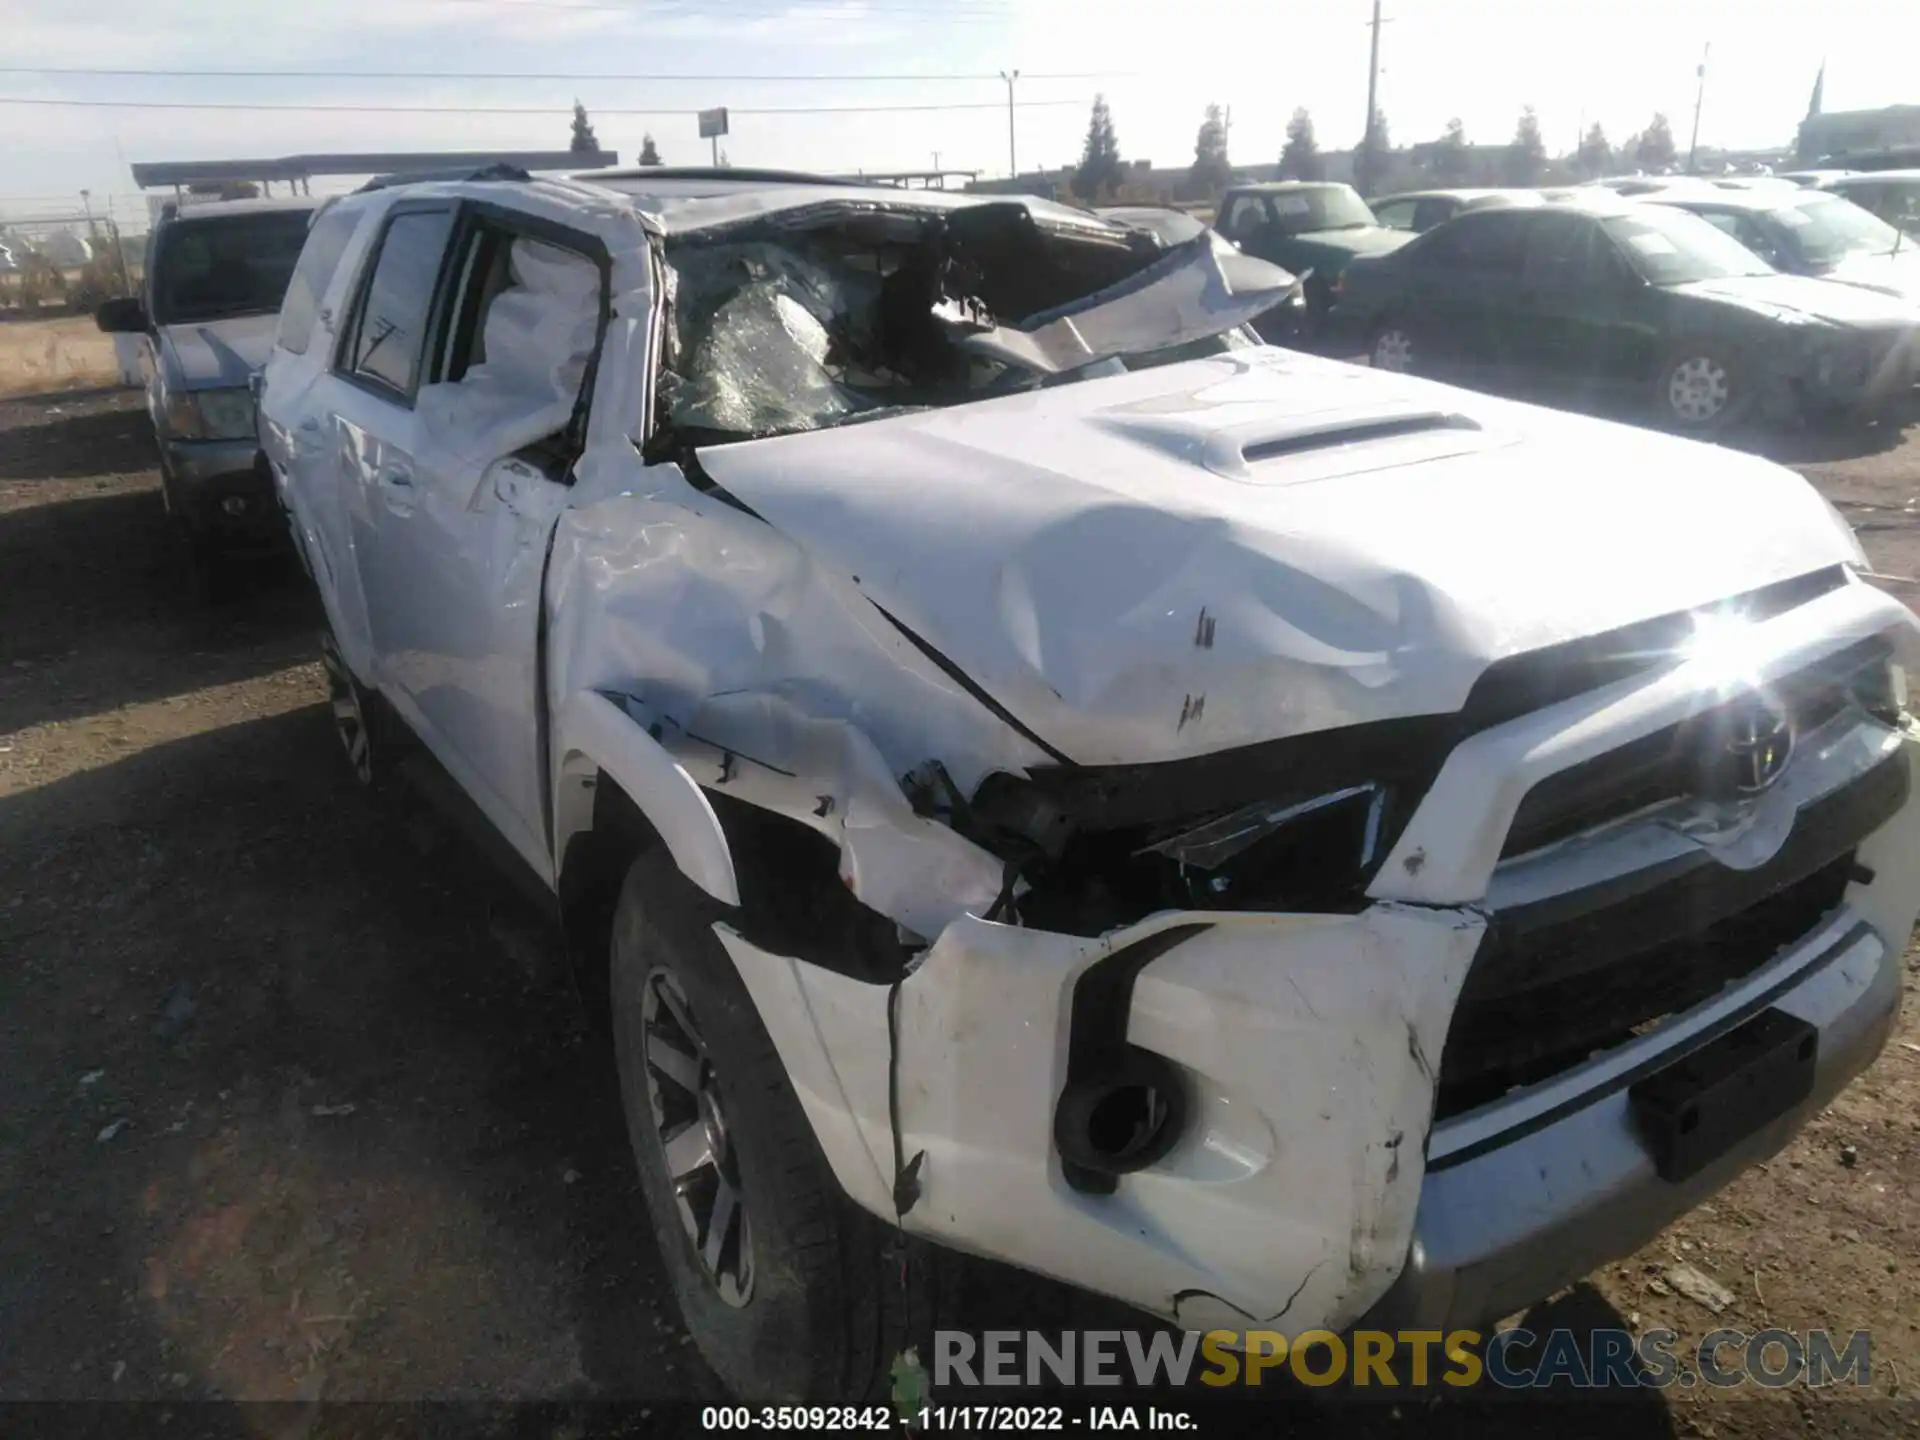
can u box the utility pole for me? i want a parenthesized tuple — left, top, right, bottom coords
(1000, 69, 1020, 179)
(1688, 41, 1710, 174)
(1359, 0, 1389, 196)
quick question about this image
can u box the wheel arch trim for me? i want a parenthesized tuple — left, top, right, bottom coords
(553, 688, 740, 907)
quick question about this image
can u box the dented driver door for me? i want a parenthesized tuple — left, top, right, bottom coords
(355, 217, 608, 885)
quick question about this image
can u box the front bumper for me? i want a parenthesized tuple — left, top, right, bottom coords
(1358, 902, 1901, 1332)
(1794, 330, 1920, 412)
(161, 436, 280, 543)
(715, 579, 1920, 1337)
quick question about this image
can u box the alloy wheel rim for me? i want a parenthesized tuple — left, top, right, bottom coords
(1373, 329, 1414, 372)
(319, 633, 372, 785)
(1668, 356, 1730, 423)
(642, 967, 754, 1307)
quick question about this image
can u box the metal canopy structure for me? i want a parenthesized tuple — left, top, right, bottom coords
(130, 150, 618, 192)
(832, 169, 980, 191)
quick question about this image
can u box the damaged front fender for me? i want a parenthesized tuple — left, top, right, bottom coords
(715, 901, 1484, 1330)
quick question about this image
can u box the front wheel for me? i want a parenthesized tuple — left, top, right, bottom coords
(610, 850, 926, 1403)
(1657, 345, 1749, 432)
(1369, 320, 1417, 374)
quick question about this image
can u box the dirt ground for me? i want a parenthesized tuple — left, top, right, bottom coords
(2, 383, 1919, 1436)
(0, 315, 125, 398)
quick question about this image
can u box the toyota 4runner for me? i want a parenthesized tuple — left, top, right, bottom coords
(256, 165, 1920, 1403)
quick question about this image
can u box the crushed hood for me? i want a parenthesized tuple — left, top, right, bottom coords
(158, 312, 280, 390)
(697, 348, 1863, 767)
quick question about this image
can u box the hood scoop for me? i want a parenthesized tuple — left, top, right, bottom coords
(1184, 407, 1501, 487)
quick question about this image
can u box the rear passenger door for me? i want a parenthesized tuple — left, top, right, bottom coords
(345, 203, 609, 883)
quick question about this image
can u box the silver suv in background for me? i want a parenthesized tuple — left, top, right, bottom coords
(95, 197, 316, 576)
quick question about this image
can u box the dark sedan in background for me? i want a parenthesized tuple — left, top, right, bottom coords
(1649, 188, 1920, 304)
(1330, 195, 1920, 430)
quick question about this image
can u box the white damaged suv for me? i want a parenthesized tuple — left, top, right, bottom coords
(258, 166, 1920, 1400)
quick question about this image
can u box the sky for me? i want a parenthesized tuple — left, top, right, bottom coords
(0, 0, 1912, 221)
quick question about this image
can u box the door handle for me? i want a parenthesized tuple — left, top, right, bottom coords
(377, 463, 414, 489)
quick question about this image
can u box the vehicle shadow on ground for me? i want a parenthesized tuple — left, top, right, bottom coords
(0, 402, 155, 483)
(0, 474, 317, 733)
(0, 704, 705, 1404)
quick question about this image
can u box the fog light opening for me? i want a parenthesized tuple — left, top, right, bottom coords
(1086, 1084, 1170, 1162)
(1054, 1047, 1189, 1192)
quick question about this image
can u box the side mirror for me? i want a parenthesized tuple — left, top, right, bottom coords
(94, 296, 147, 334)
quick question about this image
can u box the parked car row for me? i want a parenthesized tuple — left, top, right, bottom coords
(95, 175, 1918, 590)
(1332, 190, 1920, 430)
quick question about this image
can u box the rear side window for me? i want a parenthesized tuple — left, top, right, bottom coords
(1372, 198, 1417, 230)
(1521, 212, 1604, 286)
(1415, 210, 1529, 272)
(341, 207, 456, 400)
(277, 206, 364, 356)
(1410, 197, 1456, 232)
(1219, 195, 1270, 244)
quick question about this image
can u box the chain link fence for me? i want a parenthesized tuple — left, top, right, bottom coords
(0, 197, 147, 314)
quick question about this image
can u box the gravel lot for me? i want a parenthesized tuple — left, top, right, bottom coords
(3, 385, 1918, 1436)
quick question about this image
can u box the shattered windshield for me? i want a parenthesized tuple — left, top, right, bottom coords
(655, 202, 1292, 444)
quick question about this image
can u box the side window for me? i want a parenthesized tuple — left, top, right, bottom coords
(1416, 211, 1528, 273)
(1410, 197, 1456, 233)
(1521, 213, 1606, 288)
(1731, 215, 1784, 267)
(1219, 195, 1269, 243)
(413, 215, 606, 477)
(1372, 199, 1417, 230)
(277, 206, 364, 356)
(340, 207, 456, 400)
(1693, 209, 1743, 239)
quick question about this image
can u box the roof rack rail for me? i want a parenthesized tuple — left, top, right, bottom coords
(354, 162, 533, 194)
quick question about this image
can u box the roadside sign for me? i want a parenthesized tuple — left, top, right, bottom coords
(698, 108, 730, 139)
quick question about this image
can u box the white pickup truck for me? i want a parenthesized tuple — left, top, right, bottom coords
(257, 165, 1920, 1403)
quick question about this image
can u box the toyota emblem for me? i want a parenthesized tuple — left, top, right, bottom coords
(1706, 694, 1796, 798)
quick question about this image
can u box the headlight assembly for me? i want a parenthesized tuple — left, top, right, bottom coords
(193, 387, 257, 442)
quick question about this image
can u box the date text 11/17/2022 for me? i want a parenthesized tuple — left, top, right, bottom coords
(699, 1406, 1195, 1431)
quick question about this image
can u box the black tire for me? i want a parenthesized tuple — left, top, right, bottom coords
(1655, 342, 1751, 433)
(610, 849, 926, 1403)
(319, 624, 379, 787)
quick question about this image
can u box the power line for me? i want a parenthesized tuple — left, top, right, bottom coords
(0, 95, 1086, 116)
(0, 66, 1120, 82)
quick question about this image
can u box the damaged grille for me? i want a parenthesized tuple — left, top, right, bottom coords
(1500, 630, 1890, 859)
(1436, 747, 1907, 1121)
